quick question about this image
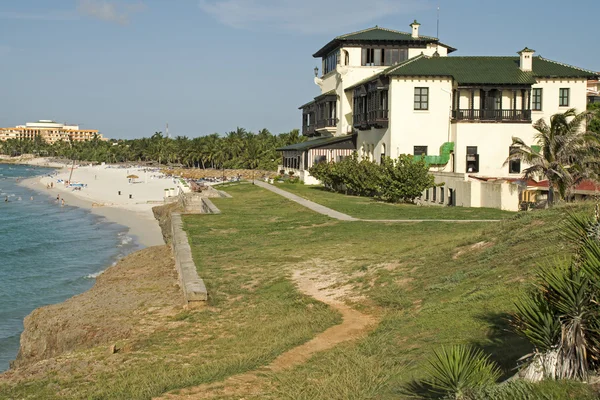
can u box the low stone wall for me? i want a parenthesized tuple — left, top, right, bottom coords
(170, 213, 208, 306)
(177, 192, 222, 214)
(200, 198, 221, 214)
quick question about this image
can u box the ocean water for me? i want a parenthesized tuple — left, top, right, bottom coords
(0, 164, 140, 372)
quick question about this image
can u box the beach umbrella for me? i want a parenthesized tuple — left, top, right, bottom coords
(127, 174, 139, 179)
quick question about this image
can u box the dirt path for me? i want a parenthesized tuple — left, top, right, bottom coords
(158, 270, 377, 399)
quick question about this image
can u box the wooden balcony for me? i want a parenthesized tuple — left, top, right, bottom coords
(315, 118, 337, 134)
(302, 124, 316, 137)
(353, 109, 389, 130)
(452, 109, 532, 122)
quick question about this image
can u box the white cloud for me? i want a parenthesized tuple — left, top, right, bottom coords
(76, 0, 146, 25)
(198, 0, 427, 34)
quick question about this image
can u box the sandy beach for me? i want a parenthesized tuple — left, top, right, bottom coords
(19, 159, 171, 247)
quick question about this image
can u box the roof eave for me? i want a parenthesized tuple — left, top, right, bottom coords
(313, 39, 341, 58)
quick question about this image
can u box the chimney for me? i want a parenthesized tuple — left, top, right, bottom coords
(410, 20, 420, 38)
(518, 47, 535, 72)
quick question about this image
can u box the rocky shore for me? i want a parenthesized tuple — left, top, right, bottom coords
(1, 245, 181, 381)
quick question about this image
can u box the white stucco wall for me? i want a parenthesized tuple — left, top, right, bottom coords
(453, 123, 535, 177)
(407, 43, 449, 59)
(356, 127, 389, 162)
(422, 172, 520, 211)
(531, 78, 588, 124)
(388, 77, 453, 159)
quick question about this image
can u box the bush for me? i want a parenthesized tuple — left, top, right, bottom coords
(377, 155, 435, 203)
(404, 345, 501, 399)
(510, 211, 600, 381)
(308, 153, 434, 203)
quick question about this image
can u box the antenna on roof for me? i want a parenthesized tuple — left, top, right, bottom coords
(437, 5, 440, 39)
(435, 5, 440, 56)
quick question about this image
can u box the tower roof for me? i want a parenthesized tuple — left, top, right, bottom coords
(312, 26, 456, 57)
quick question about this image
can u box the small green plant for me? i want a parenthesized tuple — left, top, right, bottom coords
(404, 345, 501, 399)
(510, 211, 600, 381)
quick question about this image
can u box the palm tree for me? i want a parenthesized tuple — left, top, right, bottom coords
(506, 109, 600, 206)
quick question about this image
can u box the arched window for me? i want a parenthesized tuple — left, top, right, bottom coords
(380, 143, 386, 163)
(343, 50, 349, 66)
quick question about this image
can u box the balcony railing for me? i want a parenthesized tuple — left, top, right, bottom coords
(353, 109, 389, 130)
(452, 109, 532, 122)
(302, 124, 316, 137)
(315, 118, 337, 129)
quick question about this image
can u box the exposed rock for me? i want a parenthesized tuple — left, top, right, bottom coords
(9, 246, 180, 370)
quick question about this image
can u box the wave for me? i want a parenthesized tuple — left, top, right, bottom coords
(86, 270, 105, 279)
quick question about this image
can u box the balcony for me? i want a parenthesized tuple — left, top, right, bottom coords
(452, 109, 532, 123)
(302, 123, 316, 137)
(353, 109, 389, 130)
(315, 118, 337, 132)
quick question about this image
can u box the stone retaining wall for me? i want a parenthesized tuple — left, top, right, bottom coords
(170, 213, 208, 306)
(200, 198, 221, 214)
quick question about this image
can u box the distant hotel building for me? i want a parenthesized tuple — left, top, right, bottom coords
(0, 120, 107, 144)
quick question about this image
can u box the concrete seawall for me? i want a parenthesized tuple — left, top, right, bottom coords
(170, 213, 208, 306)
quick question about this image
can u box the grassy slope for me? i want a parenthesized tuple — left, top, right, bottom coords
(1, 183, 595, 399)
(277, 182, 516, 220)
(205, 184, 592, 398)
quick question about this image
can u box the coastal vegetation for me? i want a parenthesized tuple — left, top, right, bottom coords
(507, 109, 600, 205)
(309, 153, 436, 203)
(1, 183, 598, 398)
(0, 127, 304, 171)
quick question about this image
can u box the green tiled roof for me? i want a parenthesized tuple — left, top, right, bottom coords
(386, 56, 536, 84)
(298, 89, 337, 110)
(532, 57, 597, 79)
(337, 26, 435, 42)
(344, 55, 598, 87)
(313, 26, 455, 58)
(277, 135, 353, 152)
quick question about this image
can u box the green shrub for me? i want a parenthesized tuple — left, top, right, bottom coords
(308, 153, 434, 202)
(404, 345, 501, 399)
(510, 211, 600, 381)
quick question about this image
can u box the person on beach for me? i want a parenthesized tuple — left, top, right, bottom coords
(56, 194, 60, 202)
(61, 199, 65, 207)
(4, 196, 7, 202)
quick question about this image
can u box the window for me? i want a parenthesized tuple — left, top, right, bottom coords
(414, 146, 428, 156)
(440, 187, 445, 204)
(508, 147, 521, 174)
(362, 47, 408, 66)
(414, 87, 429, 110)
(433, 186, 437, 202)
(466, 146, 479, 173)
(425, 188, 430, 201)
(559, 88, 570, 107)
(323, 51, 338, 75)
(314, 155, 327, 165)
(532, 88, 543, 111)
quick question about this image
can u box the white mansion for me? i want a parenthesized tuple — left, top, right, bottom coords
(278, 22, 599, 211)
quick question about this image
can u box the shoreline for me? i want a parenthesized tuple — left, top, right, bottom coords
(1, 163, 170, 372)
(18, 164, 165, 248)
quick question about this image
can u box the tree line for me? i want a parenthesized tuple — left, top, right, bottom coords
(0, 128, 305, 171)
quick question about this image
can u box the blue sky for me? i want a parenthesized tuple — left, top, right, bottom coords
(0, 0, 598, 139)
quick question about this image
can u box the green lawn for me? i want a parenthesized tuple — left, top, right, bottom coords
(275, 182, 516, 220)
(1, 183, 594, 399)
